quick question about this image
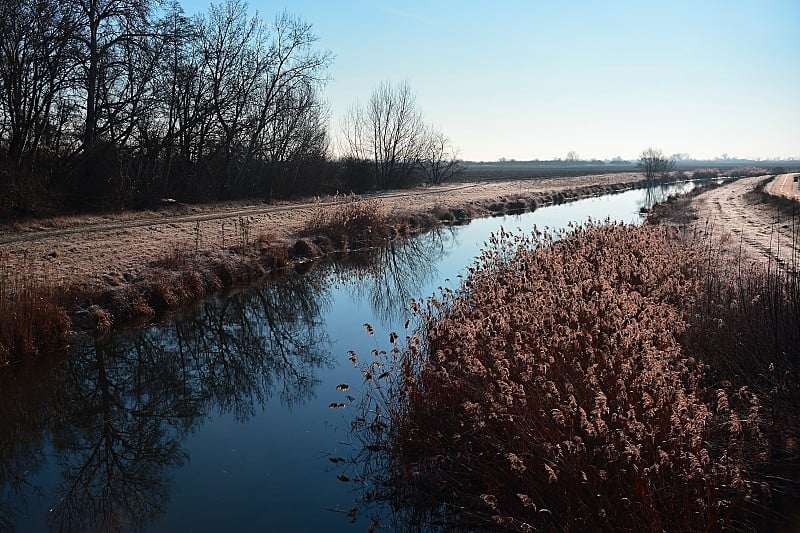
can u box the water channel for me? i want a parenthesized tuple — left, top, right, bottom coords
(0, 183, 694, 531)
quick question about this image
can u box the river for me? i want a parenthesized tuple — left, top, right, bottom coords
(0, 183, 693, 531)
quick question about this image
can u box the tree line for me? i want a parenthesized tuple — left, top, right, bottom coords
(0, 0, 460, 217)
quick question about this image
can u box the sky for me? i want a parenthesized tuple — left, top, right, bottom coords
(178, 0, 800, 162)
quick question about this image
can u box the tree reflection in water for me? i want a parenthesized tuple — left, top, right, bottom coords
(0, 233, 448, 531)
(331, 228, 451, 324)
(0, 272, 331, 531)
(638, 182, 693, 213)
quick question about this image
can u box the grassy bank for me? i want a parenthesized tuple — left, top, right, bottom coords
(355, 222, 799, 531)
(0, 177, 664, 363)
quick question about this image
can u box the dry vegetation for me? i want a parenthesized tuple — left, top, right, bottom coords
(0, 198, 401, 362)
(299, 195, 395, 252)
(6, 185, 629, 362)
(0, 252, 71, 363)
(355, 221, 799, 531)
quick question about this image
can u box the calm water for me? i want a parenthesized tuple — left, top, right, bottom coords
(0, 183, 693, 531)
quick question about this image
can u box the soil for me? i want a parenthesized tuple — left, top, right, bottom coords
(0, 172, 644, 293)
(692, 173, 800, 270)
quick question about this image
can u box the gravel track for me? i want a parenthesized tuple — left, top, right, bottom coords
(693, 174, 799, 269)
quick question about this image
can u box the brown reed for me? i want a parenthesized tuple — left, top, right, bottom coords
(364, 221, 795, 531)
(301, 195, 390, 250)
(0, 252, 71, 363)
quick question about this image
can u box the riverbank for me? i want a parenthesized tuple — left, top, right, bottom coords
(1, 173, 646, 292)
(2, 172, 656, 360)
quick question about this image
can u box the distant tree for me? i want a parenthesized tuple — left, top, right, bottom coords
(421, 127, 461, 184)
(638, 147, 675, 181)
(341, 81, 463, 189)
(565, 150, 580, 162)
(341, 81, 426, 188)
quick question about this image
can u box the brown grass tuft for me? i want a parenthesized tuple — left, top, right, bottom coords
(0, 252, 71, 363)
(301, 195, 389, 250)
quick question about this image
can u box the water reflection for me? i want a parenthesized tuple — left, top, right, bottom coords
(639, 182, 694, 212)
(0, 272, 332, 531)
(331, 228, 451, 324)
(0, 356, 64, 531)
(1, 186, 706, 530)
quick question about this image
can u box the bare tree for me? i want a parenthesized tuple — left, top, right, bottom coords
(0, 0, 334, 210)
(0, 0, 75, 166)
(72, 0, 158, 154)
(240, 11, 330, 166)
(638, 147, 675, 182)
(421, 126, 461, 184)
(199, 2, 330, 193)
(342, 81, 426, 188)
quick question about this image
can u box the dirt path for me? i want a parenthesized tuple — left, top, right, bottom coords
(0, 173, 643, 292)
(769, 172, 800, 200)
(693, 174, 799, 269)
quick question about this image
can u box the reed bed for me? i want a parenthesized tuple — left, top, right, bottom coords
(358, 221, 799, 531)
(0, 252, 71, 364)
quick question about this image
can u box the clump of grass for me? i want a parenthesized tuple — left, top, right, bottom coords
(301, 195, 389, 250)
(361, 222, 785, 531)
(254, 232, 290, 269)
(0, 252, 71, 363)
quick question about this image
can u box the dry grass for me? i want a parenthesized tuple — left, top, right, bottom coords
(301, 195, 390, 250)
(0, 252, 71, 364)
(355, 221, 798, 531)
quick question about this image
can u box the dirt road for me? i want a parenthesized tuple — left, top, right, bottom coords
(0, 173, 643, 292)
(693, 174, 799, 269)
(769, 172, 800, 200)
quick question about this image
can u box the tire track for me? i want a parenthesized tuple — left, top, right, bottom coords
(694, 174, 799, 269)
(0, 182, 488, 245)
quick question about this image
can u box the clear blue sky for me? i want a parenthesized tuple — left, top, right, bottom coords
(178, 0, 800, 162)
